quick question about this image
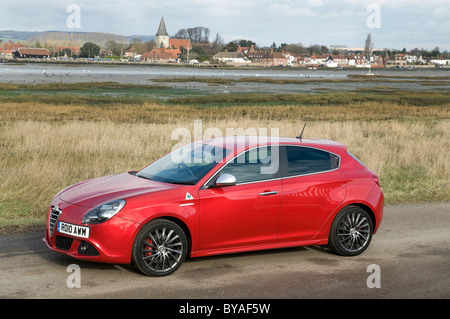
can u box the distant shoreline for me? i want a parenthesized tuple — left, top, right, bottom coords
(0, 57, 443, 71)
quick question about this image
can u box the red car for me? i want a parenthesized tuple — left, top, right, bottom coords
(44, 136, 383, 276)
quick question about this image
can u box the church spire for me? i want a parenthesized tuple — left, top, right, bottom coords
(156, 17, 169, 37)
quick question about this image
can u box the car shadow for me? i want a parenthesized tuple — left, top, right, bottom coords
(24, 227, 336, 276)
(184, 244, 336, 264)
(14, 228, 137, 275)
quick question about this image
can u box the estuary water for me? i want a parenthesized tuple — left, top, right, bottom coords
(0, 63, 449, 95)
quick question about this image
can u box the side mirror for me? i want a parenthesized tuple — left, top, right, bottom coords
(215, 174, 237, 187)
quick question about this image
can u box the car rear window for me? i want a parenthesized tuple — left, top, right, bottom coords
(285, 146, 339, 177)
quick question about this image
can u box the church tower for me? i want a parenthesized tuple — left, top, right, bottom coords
(155, 17, 170, 49)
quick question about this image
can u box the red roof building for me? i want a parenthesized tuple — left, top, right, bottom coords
(15, 47, 50, 58)
(237, 45, 250, 54)
(169, 39, 192, 51)
(260, 49, 288, 66)
(1, 40, 25, 56)
(141, 48, 181, 63)
(247, 45, 267, 62)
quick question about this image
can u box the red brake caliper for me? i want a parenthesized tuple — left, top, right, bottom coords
(145, 238, 153, 256)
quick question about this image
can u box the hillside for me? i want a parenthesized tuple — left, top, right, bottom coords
(0, 30, 154, 46)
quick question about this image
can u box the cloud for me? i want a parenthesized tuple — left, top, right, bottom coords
(0, 0, 448, 50)
(433, 7, 449, 17)
(266, 3, 318, 17)
(307, 0, 324, 7)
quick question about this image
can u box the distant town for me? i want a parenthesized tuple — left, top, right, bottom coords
(1, 17, 449, 69)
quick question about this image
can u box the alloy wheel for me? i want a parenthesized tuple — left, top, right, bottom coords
(329, 206, 373, 256)
(337, 211, 371, 253)
(133, 219, 187, 276)
(142, 227, 183, 273)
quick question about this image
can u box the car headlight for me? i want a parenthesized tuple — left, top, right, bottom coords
(82, 199, 126, 224)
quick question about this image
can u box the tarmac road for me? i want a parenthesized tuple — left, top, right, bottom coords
(0, 202, 449, 299)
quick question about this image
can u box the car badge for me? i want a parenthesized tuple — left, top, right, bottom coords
(185, 192, 194, 200)
(52, 204, 62, 215)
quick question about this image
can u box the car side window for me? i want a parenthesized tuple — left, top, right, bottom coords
(219, 146, 279, 184)
(284, 146, 339, 177)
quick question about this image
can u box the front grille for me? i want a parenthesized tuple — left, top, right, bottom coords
(48, 205, 62, 237)
(56, 236, 73, 250)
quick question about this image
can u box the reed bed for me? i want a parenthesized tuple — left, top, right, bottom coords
(1, 100, 449, 123)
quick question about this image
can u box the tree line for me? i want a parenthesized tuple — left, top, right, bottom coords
(20, 27, 449, 61)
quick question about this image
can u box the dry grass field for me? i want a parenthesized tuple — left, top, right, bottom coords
(1, 98, 449, 228)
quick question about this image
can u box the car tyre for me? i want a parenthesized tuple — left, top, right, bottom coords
(328, 206, 373, 256)
(132, 219, 188, 276)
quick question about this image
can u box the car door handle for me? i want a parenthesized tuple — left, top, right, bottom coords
(259, 191, 278, 196)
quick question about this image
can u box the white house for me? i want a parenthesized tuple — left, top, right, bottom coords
(430, 57, 449, 65)
(284, 53, 295, 66)
(212, 52, 251, 64)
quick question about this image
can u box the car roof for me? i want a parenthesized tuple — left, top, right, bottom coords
(199, 136, 347, 154)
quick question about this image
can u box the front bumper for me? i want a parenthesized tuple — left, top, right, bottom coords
(44, 202, 140, 264)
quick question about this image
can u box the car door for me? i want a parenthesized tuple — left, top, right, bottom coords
(278, 146, 347, 242)
(198, 146, 282, 252)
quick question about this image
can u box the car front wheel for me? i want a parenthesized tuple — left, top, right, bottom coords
(132, 219, 188, 276)
(328, 206, 373, 256)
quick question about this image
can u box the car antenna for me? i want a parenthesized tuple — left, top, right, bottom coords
(296, 123, 307, 141)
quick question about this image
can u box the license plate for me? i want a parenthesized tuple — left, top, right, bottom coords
(57, 221, 90, 239)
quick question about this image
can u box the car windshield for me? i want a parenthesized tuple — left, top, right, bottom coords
(136, 143, 232, 185)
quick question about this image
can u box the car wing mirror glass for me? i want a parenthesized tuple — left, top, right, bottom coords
(215, 174, 237, 187)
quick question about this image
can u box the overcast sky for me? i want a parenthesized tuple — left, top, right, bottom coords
(1, 0, 449, 50)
